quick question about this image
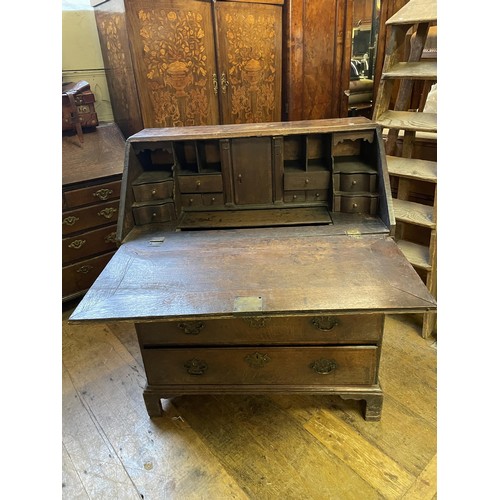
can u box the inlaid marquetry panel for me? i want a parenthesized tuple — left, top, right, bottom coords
(216, 1, 282, 124)
(94, 4, 144, 137)
(127, 0, 220, 128)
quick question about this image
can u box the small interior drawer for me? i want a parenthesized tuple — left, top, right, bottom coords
(334, 173, 377, 193)
(180, 193, 224, 208)
(132, 174, 173, 202)
(132, 201, 175, 225)
(178, 174, 223, 193)
(284, 171, 331, 191)
(334, 193, 378, 214)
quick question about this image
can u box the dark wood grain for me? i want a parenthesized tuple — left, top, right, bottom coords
(70, 228, 435, 322)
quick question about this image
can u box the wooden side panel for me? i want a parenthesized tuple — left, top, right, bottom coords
(215, 1, 282, 123)
(284, 0, 353, 120)
(126, 0, 220, 128)
(94, 0, 144, 138)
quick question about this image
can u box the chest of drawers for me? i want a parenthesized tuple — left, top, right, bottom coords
(69, 118, 436, 421)
(62, 123, 125, 301)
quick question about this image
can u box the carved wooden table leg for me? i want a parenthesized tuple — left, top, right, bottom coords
(143, 388, 163, 417)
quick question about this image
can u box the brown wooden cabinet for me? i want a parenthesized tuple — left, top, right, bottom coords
(70, 119, 437, 421)
(62, 123, 125, 301)
(92, 0, 283, 137)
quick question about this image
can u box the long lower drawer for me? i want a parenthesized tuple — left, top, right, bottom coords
(142, 346, 378, 386)
(137, 314, 383, 345)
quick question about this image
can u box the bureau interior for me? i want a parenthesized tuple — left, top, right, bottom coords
(118, 122, 392, 240)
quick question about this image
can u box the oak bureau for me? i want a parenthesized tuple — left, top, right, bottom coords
(69, 117, 436, 421)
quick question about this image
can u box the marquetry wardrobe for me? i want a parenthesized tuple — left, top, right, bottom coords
(92, 0, 283, 137)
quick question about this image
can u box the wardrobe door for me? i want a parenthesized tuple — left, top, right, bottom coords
(127, 0, 220, 127)
(214, 0, 283, 124)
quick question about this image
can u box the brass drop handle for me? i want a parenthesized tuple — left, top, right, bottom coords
(98, 207, 117, 219)
(221, 72, 229, 93)
(151, 189, 157, 196)
(196, 180, 201, 188)
(76, 265, 93, 274)
(178, 321, 205, 335)
(184, 359, 208, 376)
(310, 359, 336, 375)
(237, 174, 243, 183)
(93, 188, 113, 200)
(213, 73, 218, 95)
(352, 180, 357, 186)
(312, 316, 339, 331)
(62, 216, 79, 226)
(305, 178, 310, 185)
(68, 239, 86, 249)
(353, 203, 358, 209)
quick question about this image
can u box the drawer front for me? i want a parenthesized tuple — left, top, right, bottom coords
(132, 202, 175, 225)
(334, 194, 378, 214)
(334, 173, 376, 193)
(62, 200, 120, 236)
(283, 191, 306, 203)
(132, 180, 173, 202)
(137, 314, 384, 346)
(180, 193, 224, 208)
(178, 174, 223, 193)
(62, 251, 114, 300)
(63, 180, 121, 209)
(142, 346, 378, 386)
(62, 225, 118, 265)
(284, 171, 331, 191)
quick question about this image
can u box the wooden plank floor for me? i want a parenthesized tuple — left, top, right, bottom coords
(62, 301, 437, 499)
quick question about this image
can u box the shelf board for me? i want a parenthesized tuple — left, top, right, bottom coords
(376, 111, 437, 133)
(392, 198, 435, 229)
(382, 61, 437, 80)
(386, 156, 437, 183)
(396, 239, 431, 271)
(386, 0, 437, 25)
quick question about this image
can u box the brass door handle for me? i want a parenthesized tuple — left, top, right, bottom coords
(213, 73, 218, 95)
(221, 72, 229, 94)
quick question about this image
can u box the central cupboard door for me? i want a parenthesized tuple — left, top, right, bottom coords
(126, 0, 282, 128)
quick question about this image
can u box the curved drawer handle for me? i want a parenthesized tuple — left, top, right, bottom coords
(93, 188, 113, 200)
(104, 232, 117, 244)
(184, 359, 207, 376)
(68, 239, 86, 249)
(178, 321, 205, 335)
(97, 207, 117, 219)
(311, 316, 339, 331)
(76, 265, 93, 274)
(310, 359, 336, 375)
(62, 216, 79, 226)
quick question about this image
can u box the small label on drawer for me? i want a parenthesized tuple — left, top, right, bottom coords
(233, 296, 263, 312)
